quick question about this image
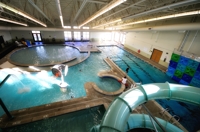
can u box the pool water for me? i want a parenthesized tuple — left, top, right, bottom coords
(0, 46, 200, 132)
(9, 45, 85, 66)
(0, 49, 120, 117)
(2, 105, 105, 132)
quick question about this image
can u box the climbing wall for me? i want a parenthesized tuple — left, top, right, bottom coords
(166, 53, 200, 87)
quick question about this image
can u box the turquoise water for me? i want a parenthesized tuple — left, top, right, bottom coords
(3, 105, 105, 132)
(0, 47, 120, 117)
(1, 45, 200, 132)
(9, 45, 85, 66)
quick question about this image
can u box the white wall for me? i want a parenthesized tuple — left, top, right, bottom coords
(182, 30, 200, 55)
(10, 30, 33, 41)
(0, 30, 12, 42)
(125, 29, 200, 67)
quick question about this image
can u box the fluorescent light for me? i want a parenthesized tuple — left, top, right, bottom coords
(60, 16, 64, 27)
(175, 10, 199, 17)
(93, 19, 121, 28)
(145, 18, 157, 22)
(79, 0, 126, 27)
(114, 10, 199, 28)
(0, 2, 47, 27)
(0, 18, 27, 26)
(156, 15, 175, 20)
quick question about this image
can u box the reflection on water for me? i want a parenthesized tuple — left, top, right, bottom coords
(9, 45, 83, 66)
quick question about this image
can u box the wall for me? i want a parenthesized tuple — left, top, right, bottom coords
(125, 29, 200, 67)
(0, 30, 12, 42)
(10, 30, 33, 41)
(182, 30, 200, 55)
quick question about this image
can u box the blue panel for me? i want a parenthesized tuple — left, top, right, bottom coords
(169, 60, 178, 69)
(166, 66, 176, 77)
(178, 56, 189, 66)
(181, 73, 193, 83)
(190, 78, 200, 87)
(172, 75, 180, 83)
(179, 79, 189, 85)
(187, 60, 199, 70)
(194, 71, 200, 80)
(176, 63, 186, 72)
(197, 63, 200, 72)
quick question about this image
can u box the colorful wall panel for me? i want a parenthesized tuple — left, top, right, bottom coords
(166, 53, 200, 87)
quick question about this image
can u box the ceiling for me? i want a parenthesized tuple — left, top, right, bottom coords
(0, 0, 200, 29)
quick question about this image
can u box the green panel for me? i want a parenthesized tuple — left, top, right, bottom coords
(174, 70, 183, 78)
(171, 53, 180, 62)
(184, 67, 196, 77)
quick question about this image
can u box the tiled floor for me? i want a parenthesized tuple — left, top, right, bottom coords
(0, 41, 187, 131)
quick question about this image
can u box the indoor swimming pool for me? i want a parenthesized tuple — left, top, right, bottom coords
(0, 45, 200, 132)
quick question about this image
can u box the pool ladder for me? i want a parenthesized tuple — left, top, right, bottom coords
(160, 108, 180, 125)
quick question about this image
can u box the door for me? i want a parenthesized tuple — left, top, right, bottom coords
(150, 49, 163, 63)
(32, 31, 42, 42)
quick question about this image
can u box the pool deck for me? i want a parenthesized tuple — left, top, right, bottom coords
(0, 41, 187, 131)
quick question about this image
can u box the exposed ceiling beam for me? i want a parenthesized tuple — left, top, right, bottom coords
(79, 0, 107, 4)
(73, 0, 88, 22)
(79, 0, 127, 27)
(122, 0, 200, 21)
(28, 0, 54, 25)
(0, 17, 28, 26)
(0, 2, 47, 27)
(96, 0, 146, 24)
(88, 0, 107, 4)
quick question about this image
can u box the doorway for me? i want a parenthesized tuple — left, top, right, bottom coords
(150, 49, 163, 63)
(32, 31, 42, 42)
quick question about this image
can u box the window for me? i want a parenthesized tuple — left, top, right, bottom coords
(83, 27, 89, 29)
(83, 32, 89, 40)
(101, 32, 112, 41)
(32, 31, 42, 42)
(114, 32, 119, 42)
(63, 26, 71, 29)
(74, 32, 81, 41)
(64, 31, 72, 41)
(73, 26, 80, 29)
(120, 32, 126, 44)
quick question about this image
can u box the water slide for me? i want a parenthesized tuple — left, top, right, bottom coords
(91, 82, 200, 132)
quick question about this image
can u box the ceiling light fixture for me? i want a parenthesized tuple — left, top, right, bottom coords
(0, 2, 47, 27)
(79, 0, 126, 27)
(60, 16, 64, 27)
(0, 18, 28, 26)
(114, 10, 200, 28)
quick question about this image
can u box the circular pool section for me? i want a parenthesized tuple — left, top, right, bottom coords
(8, 45, 83, 66)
